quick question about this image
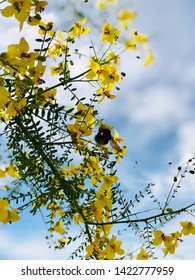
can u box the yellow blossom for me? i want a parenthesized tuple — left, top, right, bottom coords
(96, 86, 116, 103)
(104, 235, 124, 259)
(14, 98, 27, 112)
(94, 175, 118, 210)
(98, 64, 121, 87)
(68, 102, 94, 138)
(136, 248, 151, 260)
(0, 199, 9, 222)
(57, 237, 69, 249)
(29, 61, 46, 84)
(27, 15, 41, 26)
(102, 22, 120, 44)
(2, 209, 20, 224)
(85, 57, 100, 80)
(35, 1, 48, 13)
(86, 236, 105, 259)
(40, 88, 57, 103)
(95, 0, 117, 9)
(106, 52, 120, 65)
(125, 30, 148, 51)
(2, 98, 27, 121)
(152, 230, 179, 256)
(6, 162, 20, 177)
(180, 221, 195, 235)
(152, 230, 167, 246)
(118, 10, 136, 29)
(1, 0, 31, 30)
(53, 220, 65, 235)
(0, 199, 20, 224)
(0, 168, 6, 178)
(60, 163, 78, 179)
(144, 49, 154, 67)
(125, 39, 137, 50)
(69, 18, 90, 39)
(0, 87, 10, 109)
(163, 231, 182, 256)
(39, 21, 55, 37)
(7, 37, 29, 59)
(48, 40, 69, 59)
(50, 62, 67, 76)
(133, 30, 148, 44)
(101, 174, 118, 188)
(6, 37, 39, 76)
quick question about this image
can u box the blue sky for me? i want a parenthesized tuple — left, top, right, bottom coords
(1, 0, 195, 259)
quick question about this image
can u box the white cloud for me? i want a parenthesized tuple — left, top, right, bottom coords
(176, 122, 195, 162)
(0, 231, 65, 259)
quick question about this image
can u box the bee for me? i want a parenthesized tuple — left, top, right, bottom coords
(95, 128, 112, 145)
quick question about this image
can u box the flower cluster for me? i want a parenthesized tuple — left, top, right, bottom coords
(0, 162, 20, 178)
(0, 198, 20, 224)
(2, 0, 48, 30)
(86, 233, 124, 260)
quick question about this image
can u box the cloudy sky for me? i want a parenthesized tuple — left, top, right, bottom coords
(0, 0, 195, 259)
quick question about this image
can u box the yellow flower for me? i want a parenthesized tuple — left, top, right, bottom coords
(136, 248, 151, 260)
(2, 98, 27, 121)
(5, 37, 39, 76)
(96, 86, 116, 103)
(2, 0, 31, 30)
(60, 163, 78, 179)
(125, 30, 148, 51)
(98, 64, 121, 87)
(110, 130, 123, 153)
(86, 237, 105, 259)
(29, 61, 46, 84)
(0, 168, 6, 178)
(27, 15, 41, 26)
(6, 162, 20, 177)
(125, 39, 137, 50)
(48, 40, 69, 59)
(118, 10, 136, 29)
(106, 52, 120, 65)
(144, 49, 154, 67)
(102, 22, 120, 44)
(152, 230, 166, 246)
(101, 174, 118, 188)
(85, 57, 100, 80)
(133, 30, 148, 44)
(0, 199, 20, 224)
(163, 231, 182, 257)
(2, 209, 20, 224)
(180, 221, 195, 235)
(0, 199, 9, 222)
(68, 102, 94, 138)
(40, 88, 57, 103)
(69, 18, 90, 39)
(105, 235, 124, 259)
(39, 21, 55, 37)
(50, 62, 66, 76)
(35, 1, 48, 13)
(8, 37, 29, 59)
(14, 98, 27, 112)
(95, 0, 117, 9)
(53, 220, 65, 235)
(57, 237, 69, 249)
(94, 175, 118, 210)
(0, 87, 10, 109)
(152, 230, 178, 256)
